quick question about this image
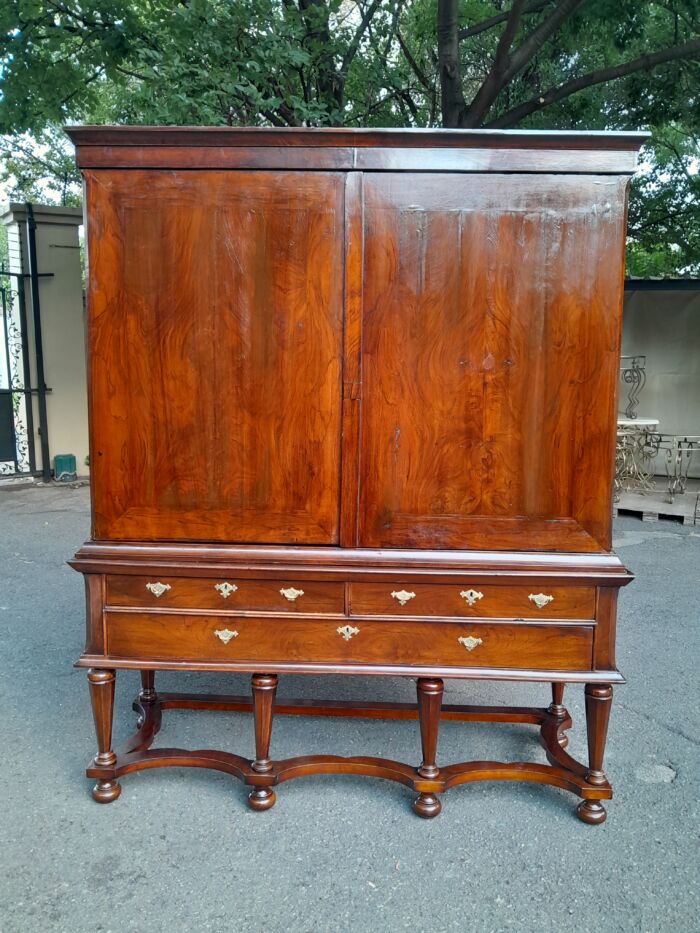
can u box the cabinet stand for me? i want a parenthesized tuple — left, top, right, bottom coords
(86, 670, 613, 822)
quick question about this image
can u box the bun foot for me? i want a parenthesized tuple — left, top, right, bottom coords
(248, 787, 276, 811)
(92, 779, 121, 803)
(412, 793, 442, 819)
(576, 800, 607, 825)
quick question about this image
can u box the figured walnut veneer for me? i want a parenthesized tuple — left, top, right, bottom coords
(67, 126, 642, 822)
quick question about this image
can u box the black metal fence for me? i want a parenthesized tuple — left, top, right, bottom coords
(0, 204, 52, 479)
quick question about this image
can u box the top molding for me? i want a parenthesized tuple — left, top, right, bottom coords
(66, 125, 649, 175)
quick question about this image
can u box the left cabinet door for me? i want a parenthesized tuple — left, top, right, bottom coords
(85, 170, 344, 544)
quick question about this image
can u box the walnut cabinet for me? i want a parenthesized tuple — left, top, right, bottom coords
(68, 127, 644, 821)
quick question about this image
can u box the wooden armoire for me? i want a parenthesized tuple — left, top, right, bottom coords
(68, 126, 644, 822)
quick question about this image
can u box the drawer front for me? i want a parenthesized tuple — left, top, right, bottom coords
(105, 576, 344, 614)
(106, 612, 593, 671)
(349, 583, 595, 620)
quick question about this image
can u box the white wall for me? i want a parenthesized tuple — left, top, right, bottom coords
(622, 287, 700, 477)
(1, 203, 88, 476)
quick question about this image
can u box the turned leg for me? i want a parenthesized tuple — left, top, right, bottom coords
(87, 669, 121, 803)
(576, 683, 613, 825)
(248, 673, 278, 811)
(135, 670, 157, 727)
(412, 677, 444, 818)
(139, 670, 156, 703)
(548, 682, 569, 747)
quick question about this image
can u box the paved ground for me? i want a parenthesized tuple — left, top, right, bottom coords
(0, 484, 698, 933)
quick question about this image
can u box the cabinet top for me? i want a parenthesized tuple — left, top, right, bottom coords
(66, 125, 648, 174)
(65, 125, 648, 149)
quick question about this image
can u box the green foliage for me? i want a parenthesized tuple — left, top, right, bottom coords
(628, 127, 700, 276)
(0, 127, 81, 205)
(1, 1, 699, 274)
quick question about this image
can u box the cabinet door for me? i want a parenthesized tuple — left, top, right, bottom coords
(355, 173, 628, 552)
(85, 170, 343, 543)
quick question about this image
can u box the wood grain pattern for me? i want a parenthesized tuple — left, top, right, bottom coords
(105, 611, 593, 671)
(83, 574, 105, 654)
(339, 171, 364, 546)
(85, 169, 344, 544)
(71, 128, 642, 820)
(87, 668, 121, 802)
(84, 687, 613, 820)
(67, 125, 649, 150)
(71, 145, 642, 175)
(67, 126, 648, 176)
(77, 654, 623, 683)
(358, 173, 628, 552)
(105, 575, 344, 614)
(413, 677, 444, 817)
(71, 541, 634, 581)
(348, 583, 595, 619)
(248, 673, 278, 809)
(576, 682, 613, 823)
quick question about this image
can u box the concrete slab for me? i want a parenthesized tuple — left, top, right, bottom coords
(1, 485, 698, 932)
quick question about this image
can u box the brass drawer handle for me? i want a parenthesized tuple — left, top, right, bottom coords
(337, 625, 360, 642)
(529, 593, 554, 609)
(214, 582, 238, 599)
(214, 628, 238, 645)
(391, 590, 416, 607)
(146, 582, 170, 598)
(458, 635, 483, 652)
(460, 589, 483, 606)
(280, 587, 304, 602)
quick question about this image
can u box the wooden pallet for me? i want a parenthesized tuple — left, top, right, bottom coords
(614, 481, 700, 524)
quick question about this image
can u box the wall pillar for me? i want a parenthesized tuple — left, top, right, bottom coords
(1, 202, 88, 477)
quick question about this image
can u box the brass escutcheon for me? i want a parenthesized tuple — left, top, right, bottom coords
(214, 628, 238, 645)
(528, 593, 554, 609)
(459, 589, 484, 606)
(391, 590, 416, 607)
(458, 635, 483, 652)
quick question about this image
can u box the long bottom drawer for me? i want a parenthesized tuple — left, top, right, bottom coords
(106, 612, 594, 671)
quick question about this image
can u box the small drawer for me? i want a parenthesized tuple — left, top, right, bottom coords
(348, 583, 595, 620)
(105, 575, 344, 614)
(106, 612, 593, 672)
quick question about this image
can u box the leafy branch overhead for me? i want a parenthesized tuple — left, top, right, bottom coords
(1, 1, 699, 274)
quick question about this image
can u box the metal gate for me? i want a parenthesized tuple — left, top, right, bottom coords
(0, 205, 51, 479)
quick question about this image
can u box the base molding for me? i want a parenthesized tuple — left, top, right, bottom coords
(75, 655, 625, 683)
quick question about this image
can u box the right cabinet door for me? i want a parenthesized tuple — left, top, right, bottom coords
(356, 172, 629, 552)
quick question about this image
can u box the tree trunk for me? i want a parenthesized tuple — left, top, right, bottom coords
(437, 0, 466, 127)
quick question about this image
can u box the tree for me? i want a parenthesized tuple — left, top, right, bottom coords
(0, 128, 82, 206)
(435, 1, 700, 130)
(1, 2, 699, 273)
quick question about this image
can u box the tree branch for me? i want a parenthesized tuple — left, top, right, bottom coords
(658, 137, 699, 183)
(114, 65, 151, 82)
(397, 28, 432, 92)
(463, 1, 526, 127)
(461, 0, 586, 126)
(340, 0, 383, 76)
(458, 0, 551, 42)
(503, 0, 587, 81)
(487, 36, 700, 127)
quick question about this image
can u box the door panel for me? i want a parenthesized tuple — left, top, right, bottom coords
(86, 170, 344, 543)
(357, 173, 628, 552)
